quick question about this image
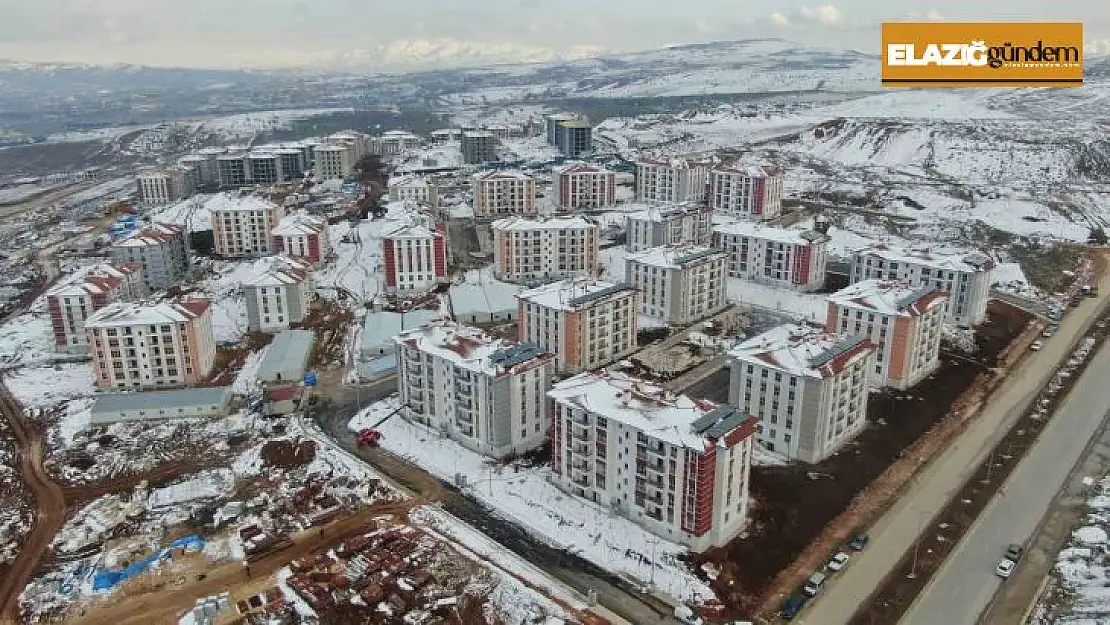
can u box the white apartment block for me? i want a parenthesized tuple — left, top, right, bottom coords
(243, 255, 315, 334)
(381, 223, 448, 294)
(728, 324, 876, 463)
(708, 163, 784, 220)
(394, 322, 555, 459)
(85, 297, 216, 390)
(634, 159, 708, 204)
(552, 163, 617, 210)
(491, 216, 600, 283)
(850, 245, 994, 327)
(517, 280, 639, 375)
(270, 212, 330, 266)
(625, 246, 728, 324)
(548, 371, 758, 551)
(208, 193, 287, 258)
(826, 280, 949, 390)
(388, 175, 439, 208)
(137, 167, 194, 205)
(625, 203, 712, 252)
(472, 170, 537, 218)
(46, 263, 146, 354)
(712, 222, 829, 292)
(314, 143, 356, 181)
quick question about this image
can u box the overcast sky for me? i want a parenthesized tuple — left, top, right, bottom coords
(0, 0, 1106, 70)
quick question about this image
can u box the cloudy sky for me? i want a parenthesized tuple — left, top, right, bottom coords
(0, 0, 1106, 70)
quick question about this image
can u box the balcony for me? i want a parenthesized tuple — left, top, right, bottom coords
(646, 462, 666, 475)
(572, 442, 590, 455)
(455, 410, 473, 424)
(571, 475, 590, 488)
(572, 459, 591, 471)
(572, 426, 590, 443)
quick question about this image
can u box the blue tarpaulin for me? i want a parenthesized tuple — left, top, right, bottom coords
(92, 535, 205, 591)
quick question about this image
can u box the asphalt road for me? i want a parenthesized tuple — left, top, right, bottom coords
(901, 337, 1110, 625)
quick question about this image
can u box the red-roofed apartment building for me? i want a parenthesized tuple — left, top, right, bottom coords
(708, 162, 784, 220)
(46, 263, 147, 354)
(552, 163, 616, 210)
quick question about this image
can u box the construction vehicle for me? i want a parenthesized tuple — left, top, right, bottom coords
(354, 404, 404, 447)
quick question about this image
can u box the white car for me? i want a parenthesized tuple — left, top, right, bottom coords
(828, 551, 851, 572)
(674, 605, 704, 625)
(1030, 340, 1044, 351)
(996, 558, 1015, 579)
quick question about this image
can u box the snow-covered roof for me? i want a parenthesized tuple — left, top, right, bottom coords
(625, 202, 708, 223)
(388, 174, 430, 189)
(314, 144, 349, 152)
(256, 330, 315, 381)
(46, 263, 141, 299)
(90, 387, 232, 423)
(395, 321, 553, 378)
(205, 193, 278, 214)
(271, 212, 326, 237)
(113, 222, 185, 247)
(555, 162, 612, 177)
(828, 280, 949, 317)
(636, 158, 708, 169)
(473, 170, 532, 183)
(729, 324, 874, 379)
(361, 309, 443, 350)
(382, 222, 439, 240)
(626, 245, 726, 270)
(84, 297, 211, 328)
(852, 244, 996, 274)
(547, 370, 755, 449)
(711, 162, 781, 178)
(463, 131, 495, 138)
(518, 279, 636, 312)
(491, 215, 596, 232)
(243, 255, 312, 288)
(713, 221, 829, 246)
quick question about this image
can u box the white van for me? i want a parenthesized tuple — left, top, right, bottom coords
(803, 571, 828, 596)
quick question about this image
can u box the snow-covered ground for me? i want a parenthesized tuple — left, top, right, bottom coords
(146, 195, 211, 231)
(1035, 475, 1110, 624)
(727, 279, 828, 322)
(4, 362, 95, 410)
(350, 398, 714, 603)
(187, 260, 256, 343)
(316, 203, 423, 305)
(0, 300, 62, 370)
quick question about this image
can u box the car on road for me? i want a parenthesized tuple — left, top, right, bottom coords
(1004, 543, 1024, 562)
(1042, 328, 1054, 338)
(849, 533, 870, 550)
(803, 571, 827, 596)
(779, 593, 808, 620)
(996, 557, 1015, 579)
(673, 605, 704, 625)
(1030, 340, 1044, 351)
(828, 551, 851, 572)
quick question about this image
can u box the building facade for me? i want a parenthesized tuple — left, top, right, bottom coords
(314, 144, 356, 181)
(461, 132, 498, 164)
(85, 297, 216, 390)
(217, 154, 249, 188)
(381, 223, 448, 294)
(544, 113, 580, 145)
(712, 222, 829, 292)
(517, 280, 639, 375)
(270, 212, 330, 266)
(555, 120, 593, 158)
(472, 171, 537, 218)
(111, 222, 190, 291)
(728, 324, 876, 463)
(243, 255, 315, 333)
(552, 163, 616, 210)
(46, 263, 146, 354)
(394, 322, 555, 458)
(849, 245, 994, 327)
(208, 193, 286, 258)
(634, 159, 708, 204)
(491, 216, 600, 283)
(548, 371, 758, 551)
(708, 163, 784, 220)
(136, 167, 194, 206)
(388, 175, 439, 208)
(625, 246, 728, 324)
(625, 203, 713, 252)
(826, 280, 949, 390)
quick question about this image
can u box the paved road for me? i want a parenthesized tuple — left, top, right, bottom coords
(796, 279, 1110, 625)
(902, 338, 1110, 625)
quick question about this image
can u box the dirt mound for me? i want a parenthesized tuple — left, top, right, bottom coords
(261, 440, 316, 470)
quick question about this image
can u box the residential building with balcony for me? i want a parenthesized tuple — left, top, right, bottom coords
(243, 255, 314, 333)
(625, 203, 712, 252)
(137, 166, 194, 206)
(461, 131, 498, 164)
(394, 322, 555, 458)
(388, 175, 439, 208)
(217, 153, 249, 188)
(712, 222, 829, 292)
(472, 170, 537, 218)
(625, 246, 728, 324)
(554, 120, 593, 158)
(314, 143, 356, 181)
(552, 163, 616, 210)
(826, 280, 949, 390)
(728, 324, 876, 462)
(548, 371, 758, 551)
(491, 216, 600, 283)
(517, 280, 638, 375)
(270, 212, 329, 266)
(634, 159, 708, 204)
(46, 263, 146, 354)
(208, 193, 286, 258)
(381, 223, 448, 294)
(708, 163, 784, 220)
(110, 222, 190, 291)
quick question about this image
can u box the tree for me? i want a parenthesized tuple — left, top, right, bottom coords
(1089, 226, 1108, 246)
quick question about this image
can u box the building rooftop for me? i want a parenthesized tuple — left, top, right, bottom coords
(256, 330, 316, 381)
(271, 212, 327, 237)
(205, 193, 279, 214)
(89, 387, 232, 425)
(243, 255, 312, 288)
(828, 279, 949, 317)
(730, 324, 875, 379)
(518, 279, 635, 312)
(113, 222, 184, 248)
(84, 297, 211, 328)
(46, 263, 142, 299)
(625, 245, 726, 270)
(361, 309, 443, 350)
(547, 371, 755, 449)
(625, 202, 708, 223)
(394, 321, 553, 378)
(713, 221, 829, 246)
(473, 170, 532, 182)
(491, 215, 596, 232)
(388, 174, 431, 189)
(381, 222, 440, 240)
(555, 162, 611, 176)
(636, 158, 708, 169)
(711, 162, 781, 177)
(462, 131, 496, 139)
(853, 244, 996, 274)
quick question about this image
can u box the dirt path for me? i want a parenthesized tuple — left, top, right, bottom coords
(0, 386, 67, 625)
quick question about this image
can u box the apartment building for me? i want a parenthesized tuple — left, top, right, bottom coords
(625, 246, 728, 324)
(394, 322, 555, 458)
(111, 222, 190, 291)
(552, 163, 616, 210)
(388, 175, 439, 208)
(46, 263, 146, 354)
(548, 371, 758, 551)
(517, 280, 638, 375)
(461, 132, 498, 164)
(381, 223, 448, 294)
(270, 212, 330, 266)
(712, 222, 829, 292)
(544, 113, 580, 145)
(634, 159, 708, 204)
(850, 245, 994, 327)
(472, 170, 537, 218)
(217, 153, 249, 188)
(728, 324, 876, 463)
(625, 203, 712, 252)
(555, 120, 593, 158)
(369, 131, 421, 156)
(243, 255, 314, 333)
(314, 144, 356, 181)
(491, 216, 600, 283)
(826, 280, 949, 390)
(85, 296, 216, 390)
(136, 167, 194, 206)
(708, 163, 784, 220)
(208, 193, 286, 258)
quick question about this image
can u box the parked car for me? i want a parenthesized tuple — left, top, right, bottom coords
(803, 571, 828, 596)
(1042, 328, 1054, 338)
(1004, 543, 1025, 562)
(849, 534, 870, 550)
(996, 557, 1015, 579)
(828, 551, 851, 572)
(673, 605, 704, 625)
(1030, 340, 1044, 351)
(779, 594, 808, 620)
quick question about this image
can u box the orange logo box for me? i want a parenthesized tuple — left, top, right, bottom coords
(881, 22, 1084, 87)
